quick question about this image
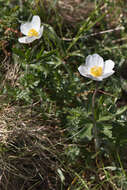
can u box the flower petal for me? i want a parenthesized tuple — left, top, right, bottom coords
(85, 55, 93, 67)
(36, 26, 44, 39)
(78, 64, 88, 77)
(18, 36, 36, 44)
(86, 54, 104, 68)
(104, 60, 115, 74)
(31, 15, 41, 32)
(88, 75, 104, 81)
(20, 22, 32, 35)
(87, 75, 103, 81)
(101, 71, 115, 79)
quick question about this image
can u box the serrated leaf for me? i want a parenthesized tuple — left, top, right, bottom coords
(103, 125, 112, 138)
(80, 124, 93, 140)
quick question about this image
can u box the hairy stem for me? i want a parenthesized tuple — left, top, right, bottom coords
(92, 83, 99, 152)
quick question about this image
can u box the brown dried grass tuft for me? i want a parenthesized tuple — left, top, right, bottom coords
(0, 104, 64, 190)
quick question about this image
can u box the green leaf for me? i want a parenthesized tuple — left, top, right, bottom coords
(115, 106, 127, 116)
(79, 124, 93, 140)
(68, 50, 84, 58)
(103, 125, 112, 139)
(98, 115, 114, 122)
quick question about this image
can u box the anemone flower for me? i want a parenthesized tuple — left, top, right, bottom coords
(78, 54, 115, 81)
(18, 15, 44, 44)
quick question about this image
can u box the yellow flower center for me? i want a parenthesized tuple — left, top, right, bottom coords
(28, 28, 39, 37)
(90, 66, 102, 77)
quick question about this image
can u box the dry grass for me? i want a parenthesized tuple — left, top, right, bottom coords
(0, 104, 64, 190)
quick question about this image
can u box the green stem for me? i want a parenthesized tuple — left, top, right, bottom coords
(92, 83, 99, 152)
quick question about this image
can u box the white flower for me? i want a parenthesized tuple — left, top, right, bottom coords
(78, 54, 115, 81)
(18, 15, 44, 44)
